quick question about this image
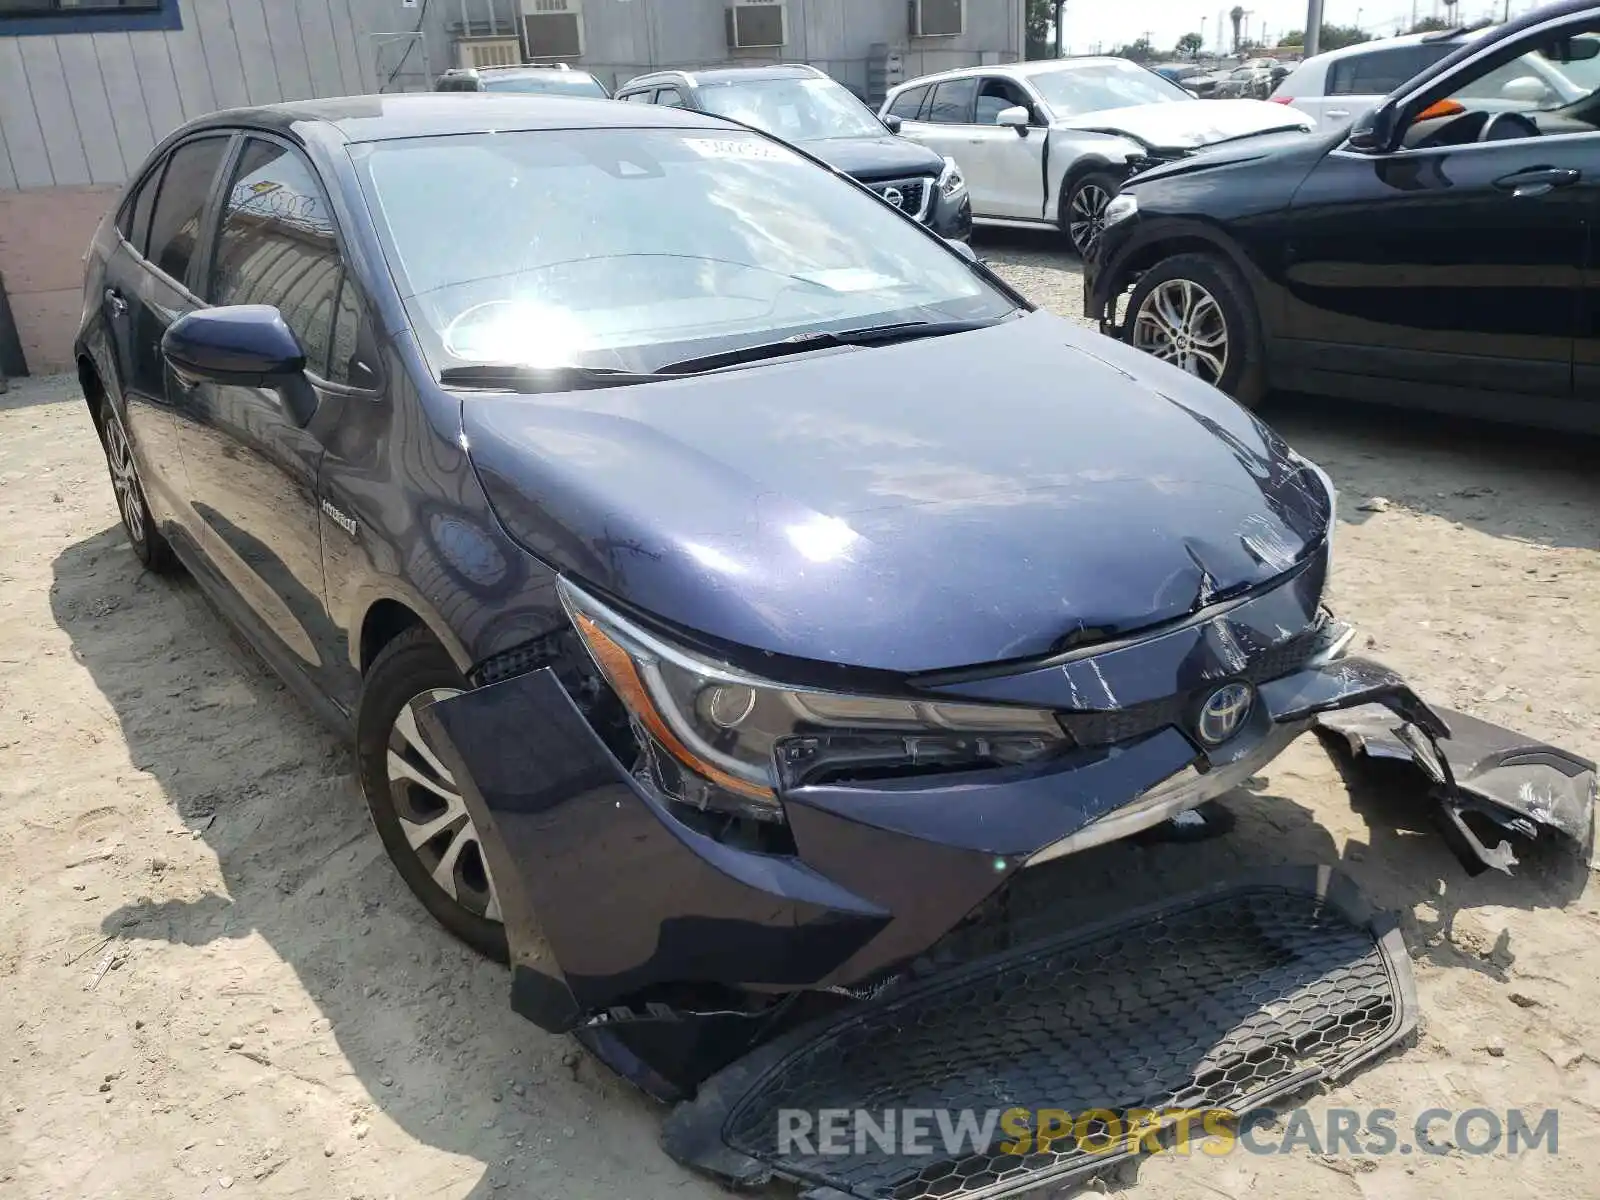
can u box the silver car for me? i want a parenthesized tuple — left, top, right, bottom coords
(881, 57, 1314, 255)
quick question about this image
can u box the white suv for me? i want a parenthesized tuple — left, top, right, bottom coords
(1272, 26, 1583, 127)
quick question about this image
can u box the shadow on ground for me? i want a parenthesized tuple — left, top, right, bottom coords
(49, 521, 1592, 1198)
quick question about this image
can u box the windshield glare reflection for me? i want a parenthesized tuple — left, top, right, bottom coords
(357, 128, 1011, 378)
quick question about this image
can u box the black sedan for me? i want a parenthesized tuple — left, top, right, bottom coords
(615, 63, 973, 241)
(1087, 0, 1600, 431)
(74, 93, 1571, 1108)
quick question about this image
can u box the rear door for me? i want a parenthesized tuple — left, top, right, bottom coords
(894, 77, 980, 188)
(176, 134, 364, 700)
(113, 133, 235, 551)
(966, 75, 1048, 219)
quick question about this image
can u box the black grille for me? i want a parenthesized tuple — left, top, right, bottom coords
(1057, 622, 1326, 746)
(664, 871, 1413, 1200)
(869, 178, 929, 219)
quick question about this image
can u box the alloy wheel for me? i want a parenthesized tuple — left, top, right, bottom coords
(387, 688, 502, 923)
(1067, 183, 1112, 256)
(1130, 278, 1230, 384)
(103, 407, 146, 546)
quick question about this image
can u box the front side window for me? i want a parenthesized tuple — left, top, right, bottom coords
(975, 77, 1034, 124)
(655, 87, 686, 107)
(1400, 25, 1600, 145)
(144, 136, 230, 288)
(209, 138, 342, 377)
(695, 76, 887, 141)
(886, 84, 930, 119)
(926, 77, 979, 123)
(1026, 60, 1193, 117)
(354, 127, 1015, 378)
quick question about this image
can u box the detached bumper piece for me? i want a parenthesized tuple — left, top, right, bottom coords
(1316, 703, 1597, 875)
(662, 868, 1415, 1200)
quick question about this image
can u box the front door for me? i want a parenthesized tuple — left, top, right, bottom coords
(966, 76, 1048, 219)
(894, 76, 981, 196)
(1281, 21, 1600, 402)
(174, 134, 347, 699)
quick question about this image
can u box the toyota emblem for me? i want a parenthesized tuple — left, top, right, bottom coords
(1196, 683, 1254, 746)
(881, 186, 905, 210)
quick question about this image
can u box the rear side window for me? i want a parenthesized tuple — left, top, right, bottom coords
(118, 161, 165, 257)
(926, 77, 979, 123)
(886, 84, 930, 119)
(145, 136, 230, 287)
(1327, 44, 1453, 95)
(209, 138, 343, 377)
(655, 87, 686, 107)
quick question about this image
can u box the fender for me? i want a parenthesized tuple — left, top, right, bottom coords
(344, 576, 475, 675)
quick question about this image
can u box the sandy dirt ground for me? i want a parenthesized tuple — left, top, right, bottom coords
(4, 237, 1600, 1200)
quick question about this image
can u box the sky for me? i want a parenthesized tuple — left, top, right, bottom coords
(1056, 0, 1553, 56)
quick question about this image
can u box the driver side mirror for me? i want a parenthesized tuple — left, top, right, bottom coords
(163, 305, 317, 425)
(882, 113, 903, 134)
(945, 238, 978, 262)
(1346, 101, 1400, 154)
(1501, 76, 1552, 104)
(996, 105, 1031, 135)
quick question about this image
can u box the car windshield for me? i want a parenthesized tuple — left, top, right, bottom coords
(693, 76, 887, 141)
(484, 72, 607, 96)
(1027, 60, 1194, 116)
(354, 128, 1013, 378)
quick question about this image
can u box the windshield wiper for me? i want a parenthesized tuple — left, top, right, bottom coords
(438, 363, 665, 392)
(652, 319, 1001, 375)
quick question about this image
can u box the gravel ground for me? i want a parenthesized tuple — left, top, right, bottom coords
(2, 231, 1599, 1200)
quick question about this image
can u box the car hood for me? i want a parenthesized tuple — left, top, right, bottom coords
(801, 133, 945, 183)
(1061, 98, 1311, 150)
(462, 313, 1332, 674)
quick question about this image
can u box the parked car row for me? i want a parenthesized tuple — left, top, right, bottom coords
(1087, 0, 1600, 432)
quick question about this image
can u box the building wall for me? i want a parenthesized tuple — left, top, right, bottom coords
(0, 0, 1022, 372)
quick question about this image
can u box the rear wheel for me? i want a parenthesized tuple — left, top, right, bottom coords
(96, 397, 176, 572)
(1063, 171, 1120, 258)
(357, 627, 509, 962)
(1120, 252, 1266, 406)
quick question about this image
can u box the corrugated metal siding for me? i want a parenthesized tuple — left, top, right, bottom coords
(0, 0, 1022, 191)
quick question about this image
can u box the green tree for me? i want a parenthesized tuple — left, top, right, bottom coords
(1319, 23, 1372, 50)
(1280, 29, 1304, 46)
(1407, 16, 1451, 32)
(1025, 0, 1056, 60)
(1176, 31, 1204, 58)
(1111, 37, 1156, 63)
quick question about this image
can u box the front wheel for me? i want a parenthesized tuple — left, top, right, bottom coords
(356, 627, 509, 962)
(1119, 252, 1266, 406)
(1063, 171, 1121, 258)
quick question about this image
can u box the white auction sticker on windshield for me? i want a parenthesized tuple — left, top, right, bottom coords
(683, 138, 790, 161)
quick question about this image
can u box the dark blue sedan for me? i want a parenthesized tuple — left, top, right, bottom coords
(76, 93, 1483, 1101)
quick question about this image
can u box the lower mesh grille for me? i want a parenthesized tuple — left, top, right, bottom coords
(663, 869, 1414, 1200)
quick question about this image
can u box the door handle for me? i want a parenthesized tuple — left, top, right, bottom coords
(1326, 108, 1350, 119)
(1493, 166, 1580, 197)
(103, 287, 128, 317)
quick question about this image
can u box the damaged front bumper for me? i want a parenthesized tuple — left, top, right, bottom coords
(415, 562, 1594, 1093)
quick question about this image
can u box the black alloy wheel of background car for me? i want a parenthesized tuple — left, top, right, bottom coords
(1065, 171, 1121, 258)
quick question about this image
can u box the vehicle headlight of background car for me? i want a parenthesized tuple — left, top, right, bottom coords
(559, 578, 1069, 821)
(937, 155, 966, 199)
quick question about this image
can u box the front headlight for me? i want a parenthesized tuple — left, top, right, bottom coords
(1103, 192, 1138, 227)
(560, 579, 1068, 820)
(937, 155, 966, 199)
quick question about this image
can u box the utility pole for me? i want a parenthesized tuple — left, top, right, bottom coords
(1053, 0, 1066, 57)
(1304, 0, 1324, 57)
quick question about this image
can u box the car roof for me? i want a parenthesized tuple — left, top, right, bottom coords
(1297, 25, 1492, 67)
(619, 63, 825, 90)
(182, 93, 736, 145)
(889, 56, 1138, 91)
(465, 64, 599, 78)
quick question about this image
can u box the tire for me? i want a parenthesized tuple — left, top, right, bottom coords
(1118, 252, 1267, 407)
(95, 395, 177, 573)
(1062, 170, 1121, 259)
(357, 626, 510, 962)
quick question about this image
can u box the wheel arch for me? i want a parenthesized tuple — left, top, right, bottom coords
(1055, 155, 1126, 225)
(352, 585, 473, 678)
(1097, 222, 1261, 330)
(77, 353, 109, 433)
